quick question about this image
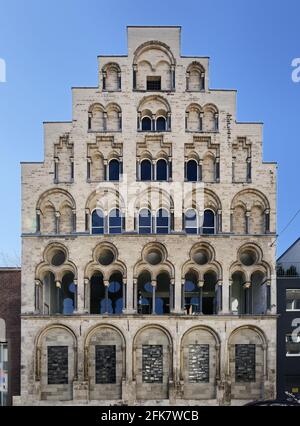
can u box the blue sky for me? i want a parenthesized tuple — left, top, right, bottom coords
(0, 0, 299, 265)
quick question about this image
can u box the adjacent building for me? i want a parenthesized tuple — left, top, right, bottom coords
(0, 268, 21, 406)
(17, 26, 277, 406)
(277, 239, 300, 400)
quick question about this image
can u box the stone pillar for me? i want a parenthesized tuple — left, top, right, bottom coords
(170, 278, 175, 312)
(245, 210, 250, 234)
(244, 282, 251, 314)
(55, 211, 60, 235)
(186, 71, 190, 91)
(54, 157, 59, 183)
(200, 112, 204, 131)
(198, 280, 204, 314)
(266, 279, 271, 314)
(72, 209, 76, 233)
(36, 209, 41, 233)
(56, 281, 61, 314)
(104, 280, 109, 314)
(84, 278, 90, 313)
(151, 280, 156, 314)
(73, 279, 78, 313)
(34, 280, 41, 314)
(216, 281, 223, 314)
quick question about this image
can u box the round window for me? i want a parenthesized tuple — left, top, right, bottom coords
(193, 250, 209, 265)
(240, 250, 257, 266)
(146, 250, 162, 265)
(98, 249, 115, 266)
(51, 250, 66, 266)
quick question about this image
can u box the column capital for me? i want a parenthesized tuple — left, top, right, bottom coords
(56, 281, 61, 289)
(84, 278, 90, 285)
(197, 280, 204, 288)
(244, 281, 251, 289)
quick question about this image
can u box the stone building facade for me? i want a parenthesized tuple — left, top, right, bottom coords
(17, 26, 277, 406)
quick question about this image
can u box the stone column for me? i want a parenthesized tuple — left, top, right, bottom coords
(198, 280, 204, 314)
(55, 211, 60, 234)
(84, 278, 90, 313)
(104, 280, 109, 314)
(245, 211, 251, 234)
(73, 279, 78, 313)
(151, 279, 157, 314)
(56, 281, 61, 314)
(244, 282, 251, 314)
(36, 209, 41, 233)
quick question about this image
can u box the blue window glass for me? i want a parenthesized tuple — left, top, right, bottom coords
(203, 210, 215, 234)
(109, 159, 120, 181)
(140, 159, 152, 181)
(92, 209, 104, 234)
(185, 209, 198, 234)
(156, 117, 166, 132)
(109, 209, 123, 234)
(139, 209, 152, 234)
(156, 159, 168, 181)
(186, 160, 198, 182)
(142, 117, 152, 131)
(156, 209, 170, 234)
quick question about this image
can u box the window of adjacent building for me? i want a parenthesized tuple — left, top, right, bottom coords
(147, 76, 161, 91)
(286, 333, 300, 357)
(286, 289, 300, 311)
(0, 342, 8, 406)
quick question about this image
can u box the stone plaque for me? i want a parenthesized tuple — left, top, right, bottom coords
(95, 345, 116, 384)
(142, 345, 163, 383)
(47, 346, 68, 385)
(188, 344, 209, 383)
(235, 344, 256, 382)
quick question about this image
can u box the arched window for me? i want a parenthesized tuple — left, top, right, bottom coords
(140, 159, 152, 181)
(156, 208, 170, 234)
(141, 117, 152, 131)
(109, 208, 123, 234)
(137, 272, 153, 314)
(139, 208, 152, 234)
(186, 160, 198, 182)
(202, 210, 215, 234)
(156, 159, 168, 181)
(184, 272, 200, 314)
(185, 209, 198, 234)
(108, 273, 123, 314)
(91, 209, 104, 235)
(156, 273, 171, 314)
(61, 273, 76, 315)
(156, 116, 166, 132)
(108, 159, 120, 181)
(90, 272, 105, 314)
